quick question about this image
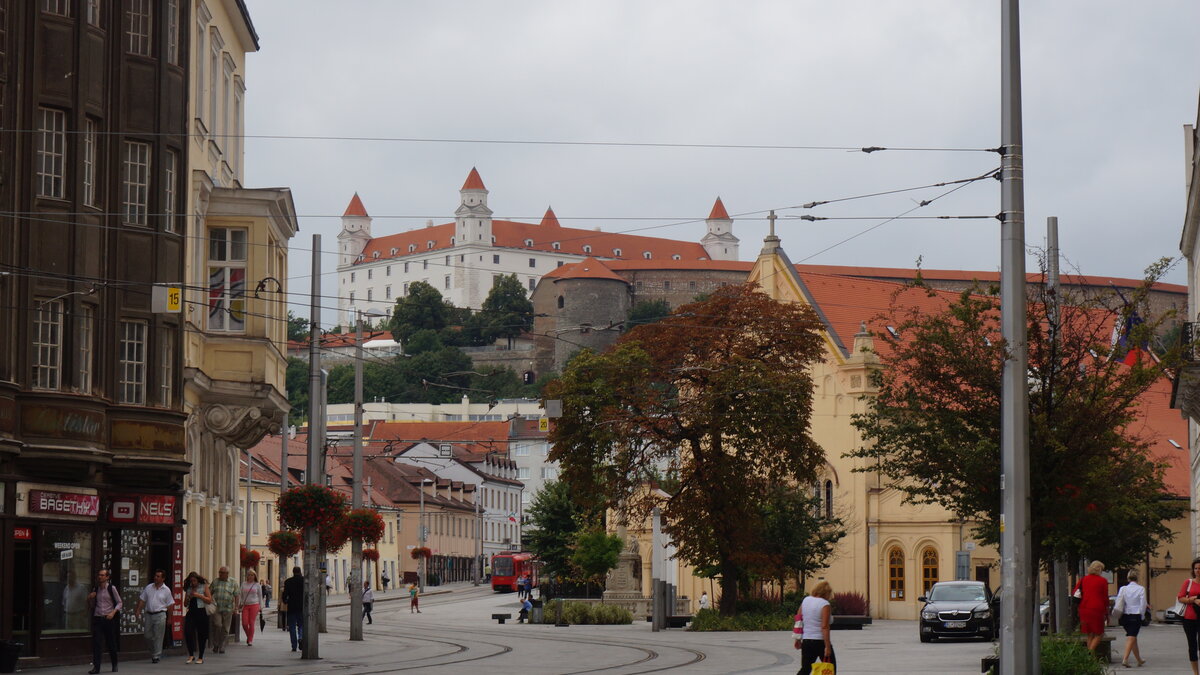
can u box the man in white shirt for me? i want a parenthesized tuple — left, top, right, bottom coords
(135, 570, 174, 664)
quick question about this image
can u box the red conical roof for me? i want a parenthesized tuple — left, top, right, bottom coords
(540, 207, 560, 227)
(461, 167, 487, 191)
(708, 197, 729, 220)
(343, 193, 369, 217)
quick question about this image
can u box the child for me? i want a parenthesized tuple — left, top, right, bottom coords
(409, 583, 420, 613)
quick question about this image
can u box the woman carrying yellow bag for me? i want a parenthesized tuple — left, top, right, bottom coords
(796, 581, 836, 675)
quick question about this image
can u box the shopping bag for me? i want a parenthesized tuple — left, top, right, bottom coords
(811, 662, 835, 675)
(792, 611, 804, 641)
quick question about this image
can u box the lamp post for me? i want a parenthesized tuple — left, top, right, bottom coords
(419, 478, 432, 592)
(350, 309, 386, 641)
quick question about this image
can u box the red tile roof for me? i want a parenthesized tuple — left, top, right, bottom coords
(461, 167, 486, 191)
(708, 197, 729, 220)
(798, 264, 1186, 295)
(343, 192, 369, 217)
(367, 420, 513, 452)
(356, 220, 710, 264)
(540, 207, 561, 228)
(543, 257, 628, 283)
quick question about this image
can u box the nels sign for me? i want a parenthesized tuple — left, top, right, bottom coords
(108, 495, 177, 524)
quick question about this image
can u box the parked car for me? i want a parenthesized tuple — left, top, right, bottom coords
(918, 581, 998, 642)
(1165, 601, 1186, 624)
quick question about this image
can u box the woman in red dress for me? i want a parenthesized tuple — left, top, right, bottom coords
(1075, 560, 1110, 653)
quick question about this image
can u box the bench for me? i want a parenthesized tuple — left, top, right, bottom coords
(643, 615, 693, 628)
(491, 613, 513, 624)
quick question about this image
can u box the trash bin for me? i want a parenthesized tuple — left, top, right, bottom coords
(531, 599, 543, 624)
(0, 640, 23, 674)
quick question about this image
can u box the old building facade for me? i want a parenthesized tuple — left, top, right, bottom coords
(0, 0, 190, 664)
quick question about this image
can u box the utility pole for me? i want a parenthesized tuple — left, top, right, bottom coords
(419, 480, 429, 592)
(473, 494, 481, 586)
(303, 234, 322, 660)
(278, 424, 289, 629)
(349, 311, 364, 641)
(1047, 217, 1070, 636)
(999, 2, 1034, 674)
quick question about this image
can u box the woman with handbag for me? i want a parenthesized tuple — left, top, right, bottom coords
(1177, 557, 1200, 675)
(183, 572, 213, 664)
(1074, 560, 1109, 654)
(1114, 570, 1147, 668)
(795, 581, 836, 675)
(239, 569, 262, 646)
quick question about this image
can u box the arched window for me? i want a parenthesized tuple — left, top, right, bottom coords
(524, 238, 534, 247)
(921, 547, 939, 595)
(643, 251, 652, 259)
(372, 251, 380, 258)
(888, 547, 905, 600)
(672, 254, 681, 260)
(426, 241, 434, 249)
(390, 248, 398, 256)
(583, 245, 592, 253)
(824, 480, 833, 519)
(557, 296, 564, 309)
(613, 248, 622, 257)
(552, 242, 561, 250)
(408, 244, 416, 253)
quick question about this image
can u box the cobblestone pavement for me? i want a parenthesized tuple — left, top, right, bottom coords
(24, 583, 1195, 673)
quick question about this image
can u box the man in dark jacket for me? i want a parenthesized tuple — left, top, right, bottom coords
(282, 567, 306, 652)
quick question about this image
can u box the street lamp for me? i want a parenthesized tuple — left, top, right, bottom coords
(350, 308, 387, 642)
(419, 478, 432, 592)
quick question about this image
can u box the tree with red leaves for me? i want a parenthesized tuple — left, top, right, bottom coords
(547, 285, 828, 616)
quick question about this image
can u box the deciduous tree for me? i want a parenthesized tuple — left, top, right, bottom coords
(547, 285, 828, 615)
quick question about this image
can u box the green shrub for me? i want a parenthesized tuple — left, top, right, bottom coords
(538, 601, 633, 625)
(1039, 635, 1108, 675)
(591, 603, 633, 624)
(783, 590, 806, 608)
(563, 601, 592, 625)
(736, 598, 783, 615)
(689, 607, 793, 631)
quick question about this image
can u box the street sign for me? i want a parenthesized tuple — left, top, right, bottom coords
(152, 285, 182, 313)
(537, 417, 549, 432)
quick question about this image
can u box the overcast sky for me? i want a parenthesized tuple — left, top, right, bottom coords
(241, 1, 1199, 325)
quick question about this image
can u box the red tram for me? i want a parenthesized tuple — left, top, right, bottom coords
(491, 552, 538, 592)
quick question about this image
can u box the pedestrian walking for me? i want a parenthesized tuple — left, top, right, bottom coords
(381, 571, 390, 591)
(699, 591, 710, 611)
(1075, 560, 1110, 654)
(1115, 570, 1147, 668)
(409, 583, 421, 613)
(182, 572, 213, 664)
(209, 566, 238, 653)
(1178, 557, 1200, 675)
(260, 579, 271, 609)
(282, 567, 306, 652)
(362, 582, 374, 625)
(484, 563, 491, 582)
(795, 580, 836, 675)
(135, 569, 173, 664)
(87, 569, 122, 674)
(239, 569, 262, 647)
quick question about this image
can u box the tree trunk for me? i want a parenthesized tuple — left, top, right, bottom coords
(719, 562, 739, 616)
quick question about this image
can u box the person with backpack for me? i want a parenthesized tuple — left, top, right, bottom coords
(87, 569, 122, 674)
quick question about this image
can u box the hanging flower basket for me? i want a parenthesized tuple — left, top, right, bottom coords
(277, 484, 348, 530)
(342, 508, 386, 543)
(362, 548, 381, 562)
(267, 530, 303, 558)
(410, 546, 432, 560)
(240, 546, 261, 569)
(320, 518, 350, 554)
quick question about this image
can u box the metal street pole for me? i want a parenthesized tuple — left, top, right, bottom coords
(473, 494, 481, 586)
(419, 481, 427, 593)
(303, 234, 322, 660)
(349, 311, 365, 641)
(278, 427, 289, 628)
(999, 2, 1034, 674)
(1047, 217, 1070, 635)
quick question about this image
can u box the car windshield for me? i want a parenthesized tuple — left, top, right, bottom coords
(929, 585, 986, 602)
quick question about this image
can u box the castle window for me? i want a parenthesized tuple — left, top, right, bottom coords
(386, 266, 391, 276)
(524, 239, 533, 247)
(367, 269, 372, 279)
(888, 547, 905, 600)
(688, 281, 697, 290)
(613, 248, 622, 257)
(643, 252, 652, 259)
(367, 289, 373, 301)
(391, 248, 398, 256)
(385, 285, 392, 299)
(672, 254, 681, 260)
(444, 276, 451, 290)
(445, 256, 451, 266)
(663, 281, 671, 291)
(372, 252, 380, 259)
(427, 241, 434, 249)
(583, 245, 592, 253)
(350, 272, 355, 283)
(528, 258, 536, 268)
(408, 244, 416, 253)
(404, 262, 409, 273)
(528, 279, 536, 291)
(493, 254, 500, 264)
(552, 242, 561, 250)
(557, 296, 564, 309)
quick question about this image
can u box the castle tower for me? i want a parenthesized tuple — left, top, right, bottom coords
(455, 167, 494, 246)
(700, 197, 739, 260)
(338, 192, 373, 267)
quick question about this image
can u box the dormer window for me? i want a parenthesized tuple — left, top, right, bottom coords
(390, 247, 398, 256)
(643, 251, 652, 259)
(552, 242, 561, 250)
(524, 239, 533, 247)
(439, 443, 452, 457)
(427, 241, 434, 249)
(583, 245, 592, 253)
(408, 244, 416, 253)
(356, 255, 364, 263)
(672, 254, 681, 260)
(613, 248, 622, 257)
(372, 251, 380, 258)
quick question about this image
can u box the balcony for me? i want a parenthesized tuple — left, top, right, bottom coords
(1172, 322, 1200, 423)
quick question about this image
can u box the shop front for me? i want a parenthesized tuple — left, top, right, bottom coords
(6, 484, 183, 666)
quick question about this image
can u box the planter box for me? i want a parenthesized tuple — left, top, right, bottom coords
(980, 656, 998, 674)
(831, 615, 872, 630)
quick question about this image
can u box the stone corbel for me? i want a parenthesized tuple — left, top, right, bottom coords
(201, 403, 284, 449)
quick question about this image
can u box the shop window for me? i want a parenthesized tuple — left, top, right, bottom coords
(42, 527, 94, 634)
(888, 546, 905, 600)
(921, 547, 939, 595)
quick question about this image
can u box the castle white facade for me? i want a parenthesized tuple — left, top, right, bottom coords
(335, 169, 738, 327)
